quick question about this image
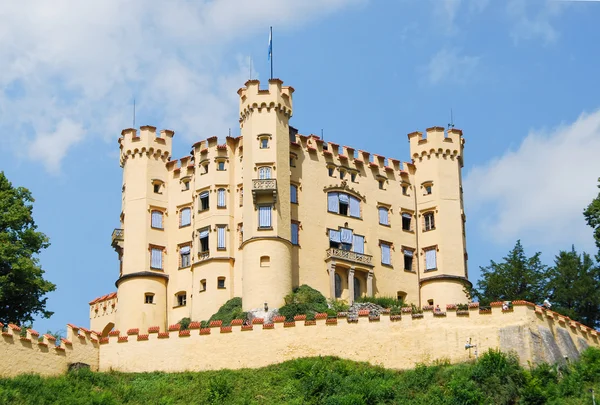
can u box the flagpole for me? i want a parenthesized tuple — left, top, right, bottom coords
(270, 26, 273, 79)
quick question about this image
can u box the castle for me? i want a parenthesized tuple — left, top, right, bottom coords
(89, 78, 470, 335)
(2, 79, 599, 379)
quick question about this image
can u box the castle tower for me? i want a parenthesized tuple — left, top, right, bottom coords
(114, 126, 174, 331)
(238, 79, 294, 311)
(408, 127, 470, 306)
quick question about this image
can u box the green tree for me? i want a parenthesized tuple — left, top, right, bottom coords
(0, 172, 56, 325)
(472, 240, 547, 305)
(546, 246, 600, 328)
(584, 177, 600, 257)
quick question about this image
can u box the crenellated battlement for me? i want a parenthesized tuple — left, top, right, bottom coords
(238, 79, 294, 125)
(119, 125, 174, 166)
(0, 323, 99, 377)
(96, 302, 599, 374)
(408, 127, 464, 164)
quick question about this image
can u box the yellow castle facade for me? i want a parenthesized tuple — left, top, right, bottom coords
(90, 78, 470, 334)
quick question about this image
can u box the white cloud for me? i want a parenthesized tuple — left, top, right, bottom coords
(506, 0, 567, 44)
(464, 109, 600, 253)
(0, 0, 362, 174)
(28, 119, 84, 174)
(432, 0, 490, 34)
(424, 48, 481, 85)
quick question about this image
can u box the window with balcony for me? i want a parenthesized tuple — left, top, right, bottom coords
(425, 247, 437, 271)
(328, 228, 364, 254)
(180, 207, 191, 227)
(378, 207, 389, 226)
(151, 210, 163, 229)
(402, 212, 412, 231)
(327, 192, 360, 218)
(217, 188, 226, 208)
(258, 166, 271, 179)
(180, 245, 191, 268)
(424, 212, 435, 231)
(258, 205, 272, 229)
(290, 184, 298, 204)
(199, 228, 209, 253)
(380, 242, 392, 266)
(199, 191, 209, 211)
(217, 225, 226, 250)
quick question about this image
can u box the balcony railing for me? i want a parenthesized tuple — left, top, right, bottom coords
(252, 178, 277, 203)
(326, 248, 373, 266)
(111, 228, 124, 251)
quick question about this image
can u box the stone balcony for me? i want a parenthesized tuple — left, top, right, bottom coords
(252, 178, 277, 204)
(111, 228, 124, 252)
(326, 248, 373, 267)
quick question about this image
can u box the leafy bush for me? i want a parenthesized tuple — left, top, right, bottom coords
(177, 317, 191, 330)
(355, 295, 403, 308)
(328, 298, 349, 313)
(201, 297, 246, 327)
(279, 285, 328, 321)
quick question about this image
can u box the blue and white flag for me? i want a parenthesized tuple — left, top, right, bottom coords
(268, 27, 272, 61)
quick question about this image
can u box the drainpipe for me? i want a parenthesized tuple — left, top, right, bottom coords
(413, 184, 422, 308)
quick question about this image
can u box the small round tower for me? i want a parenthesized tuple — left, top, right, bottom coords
(114, 126, 174, 331)
(408, 127, 470, 306)
(238, 79, 294, 312)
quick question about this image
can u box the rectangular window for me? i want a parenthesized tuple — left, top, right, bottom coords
(217, 161, 225, 171)
(180, 208, 191, 227)
(328, 167, 334, 177)
(153, 184, 160, 194)
(291, 222, 299, 245)
(239, 223, 244, 247)
(151, 210, 163, 229)
(199, 191, 209, 211)
(425, 248, 437, 270)
(239, 188, 243, 207)
(403, 249, 414, 271)
(183, 180, 190, 191)
(290, 185, 298, 204)
(329, 229, 341, 249)
(177, 294, 187, 307)
(199, 228, 209, 253)
(217, 188, 226, 208)
(180, 245, 191, 268)
(424, 213, 435, 231)
(349, 196, 360, 218)
(381, 242, 391, 265)
(259, 167, 271, 179)
(402, 185, 408, 195)
(217, 277, 226, 289)
(338, 193, 349, 216)
(200, 279, 206, 292)
(145, 294, 154, 304)
(260, 138, 268, 149)
(328, 192, 339, 213)
(217, 225, 226, 250)
(351, 173, 357, 182)
(151, 248, 163, 269)
(258, 206, 272, 228)
(378, 207, 389, 225)
(352, 234, 364, 254)
(402, 213, 412, 231)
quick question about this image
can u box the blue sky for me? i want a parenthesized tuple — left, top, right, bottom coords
(1, 0, 600, 333)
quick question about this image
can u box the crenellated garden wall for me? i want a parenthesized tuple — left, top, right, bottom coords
(98, 302, 599, 373)
(2, 302, 598, 378)
(0, 323, 99, 378)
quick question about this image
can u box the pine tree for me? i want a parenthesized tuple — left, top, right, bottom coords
(472, 240, 547, 305)
(547, 246, 600, 328)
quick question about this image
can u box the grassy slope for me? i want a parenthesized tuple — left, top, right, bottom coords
(0, 348, 599, 405)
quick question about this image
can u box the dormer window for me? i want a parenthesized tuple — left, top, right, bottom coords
(422, 182, 433, 195)
(258, 135, 270, 149)
(151, 179, 164, 194)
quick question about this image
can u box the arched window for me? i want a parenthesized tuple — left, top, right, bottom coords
(258, 167, 271, 179)
(354, 277, 361, 300)
(334, 273, 342, 298)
